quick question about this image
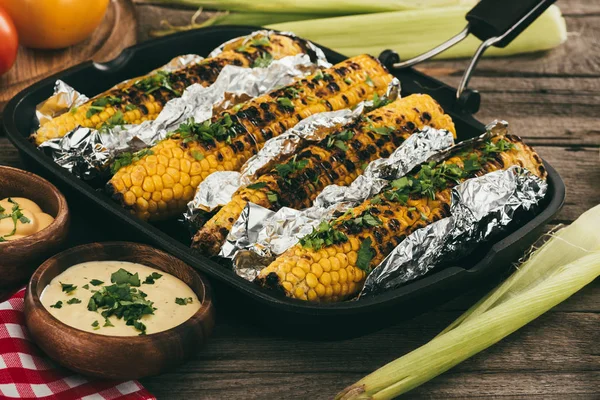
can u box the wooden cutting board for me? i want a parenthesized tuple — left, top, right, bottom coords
(0, 0, 137, 112)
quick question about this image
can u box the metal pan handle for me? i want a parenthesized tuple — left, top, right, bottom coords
(382, 0, 558, 112)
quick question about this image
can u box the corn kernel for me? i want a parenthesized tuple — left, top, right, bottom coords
(315, 283, 326, 297)
(307, 289, 317, 301)
(319, 272, 331, 286)
(310, 263, 323, 278)
(292, 267, 305, 280)
(306, 273, 318, 288)
(319, 258, 331, 271)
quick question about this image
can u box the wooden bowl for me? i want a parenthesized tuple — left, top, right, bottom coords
(0, 166, 70, 288)
(25, 242, 215, 380)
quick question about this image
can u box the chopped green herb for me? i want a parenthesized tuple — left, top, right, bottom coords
(370, 93, 391, 109)
(356, 237, 375, 272)
(111, 268, 141, 287)
(134, 70, 180, 96)
(0, 199, 33, 241)
(91, 320, 100, 330)
(66, 298, 82, 305)
(191, 150, 204, 161)
(60, 282, 77, 294)
(326, 129, 354, 151)
(247, 182, 267, 190)
(236, 36, 271, 52)
(299, 221, 348, 251)
(175, 297, 193, 305)
(70, 106, 79, 115)
(276, 97, 295, 110)
(143, 272, 163, 285)
(177, 114, 237, 145)
(85, 96, 122, 118)
(252, 52, 273, 68)
(124, 104, 137, 112)
(133, 321, 147, 335)
(104, 318, 114, 327)
(82, 284, 90, 290)
(90, 279, 104, 286)
(420, 212, 428, 221)
(110, 148, 154, 174)
(365, 74, 374, 87)
(312, 69, 324, 81)
(285, 87, 302, 98)
(371, 125, 395, 136)
(99, 111, 125, 132)
(267, 191, 278, 203)
(274, 155, 308, 181)
(344, 78, 353, 85)
(50, 301, 63, 309)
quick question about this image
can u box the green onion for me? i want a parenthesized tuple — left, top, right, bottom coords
(336, 204, 600, 400)
(267, 5, 566, 59)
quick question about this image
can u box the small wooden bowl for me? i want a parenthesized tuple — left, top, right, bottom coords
(25, 242, 215, 380)
(0, 166, 70, 288)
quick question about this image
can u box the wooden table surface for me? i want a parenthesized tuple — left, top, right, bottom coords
(1, 0, 598, 398)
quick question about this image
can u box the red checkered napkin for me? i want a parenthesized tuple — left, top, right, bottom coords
(0, 288, 155, 400)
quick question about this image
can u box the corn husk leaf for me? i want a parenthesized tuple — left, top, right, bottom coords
(336, 204, 600, 400)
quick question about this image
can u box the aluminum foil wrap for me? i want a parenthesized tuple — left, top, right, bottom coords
(209, 30, 330, 68)
(35, 80, 89, 127)
(185, 78, 401, 221)
(39, 53, 319, 179)
(220, 127, 456, 280)
(360, 165, 548, 297)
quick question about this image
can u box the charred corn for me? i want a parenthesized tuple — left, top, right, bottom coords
(256, 135, 547, 302)
(107, 54, 394, 221)
(193, 94, 456, 255)
(32, 33, 310, 145)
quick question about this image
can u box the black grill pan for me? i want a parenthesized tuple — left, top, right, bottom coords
(2, 26, 565, 339)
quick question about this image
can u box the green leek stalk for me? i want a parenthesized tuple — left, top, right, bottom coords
(336, 204, 600, 400)
(141, 0, 469, 15)
(268, 5, 567, 59)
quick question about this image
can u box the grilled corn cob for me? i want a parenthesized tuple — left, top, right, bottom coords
(256, 135, 547, 302)
(107, 54, 393, 221)
(193, 94, 456, 255)
(32, 33, 311, 145)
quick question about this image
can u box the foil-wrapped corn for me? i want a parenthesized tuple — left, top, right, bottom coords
(106, 54, 393, 221)
(32, 33, 310, 145)
(255, 134, 547, 302)
(192, 94, 456, 255)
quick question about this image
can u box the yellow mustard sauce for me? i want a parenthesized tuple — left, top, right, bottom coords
(41, 261, 201, 336)
(0, 197, 54, 242)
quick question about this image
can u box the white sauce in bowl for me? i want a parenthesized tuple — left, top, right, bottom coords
(41, 261, 201, 336)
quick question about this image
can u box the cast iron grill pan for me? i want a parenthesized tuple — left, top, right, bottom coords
(2, 26, 565, 338)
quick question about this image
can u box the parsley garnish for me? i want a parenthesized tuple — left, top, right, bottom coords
(237, 37, 271, 53)
(143, 272, 163, 285)
(175, 297, 193, 305)
(82, 284, 90, 290)
(252, 52, 273, 68)
(274, 155, 308, 181)
(246, 182, 267, 190)
(276, 97, 295, 110)
(312, 69, 324, 81)
(365, 74, 374, 87)
(104, 318, 114, 327)
(124, 104, 137, 112)
(111, 149, 154, 174)
(176, 114, 237, 145)
(111, 268, 141, 286)
(60, 282, 77, 294)
(326, 129, 354, 151)
(344, 78, 353, 85)
(86, 96, 122, 118)
(0, 199, 32, 241)
(90, 279, 104, 286)
(267, 191, 278, 203)
(86, 269, 154, 335)
(50, 301, 63, 309)
(191, 150, 204, 161)
(134, 70, 180, 96)
(356, 237, 375, 272)
(91, 320, 100, 330)
(299, 221, 348, 251)
(67, 298, 82, 305)
(99, 111, 125, 132)
(370, 93, 391, 109)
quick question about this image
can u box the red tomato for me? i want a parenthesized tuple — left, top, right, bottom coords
(0, 6, 17, 75)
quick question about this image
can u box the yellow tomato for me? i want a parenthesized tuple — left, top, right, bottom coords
(0, 0, 110, 49)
